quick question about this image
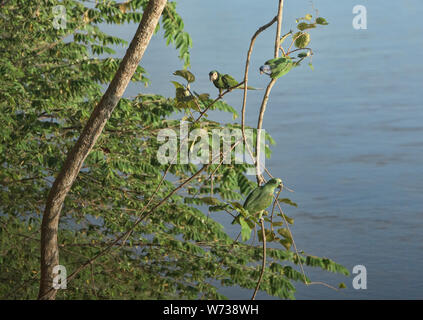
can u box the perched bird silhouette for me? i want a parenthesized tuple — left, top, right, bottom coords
(259, 57, 294, 79)
(209, 70, 258, 95)
(232, 178, 282, 224)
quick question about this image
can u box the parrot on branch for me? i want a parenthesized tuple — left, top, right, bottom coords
(232, 178, 282, 225)
(259, 57, 295, 79)
(209, 70, 259, 95)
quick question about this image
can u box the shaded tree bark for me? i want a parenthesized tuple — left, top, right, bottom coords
(38, 0, 168, 300)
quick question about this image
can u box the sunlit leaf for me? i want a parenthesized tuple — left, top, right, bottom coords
(316, 17, 329, 25)
(173, 69, 195, 83)
(201, 197, 222, 206)
(280, 239, 292, 250)
(297, 22, 316, 31)
(239, 217, 252, 241)
(279, 198, 298, 207)
(294, 32, 310, 49)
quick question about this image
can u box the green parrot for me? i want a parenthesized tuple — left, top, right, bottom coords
(233, 178, 282, 224)
(209, 70, 258, 95)
(259, 57, 295, 79)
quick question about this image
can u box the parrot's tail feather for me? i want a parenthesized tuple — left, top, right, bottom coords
(235, 86, 263, 90)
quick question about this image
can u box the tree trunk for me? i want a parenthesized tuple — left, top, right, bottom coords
(38, 0, 168, 300)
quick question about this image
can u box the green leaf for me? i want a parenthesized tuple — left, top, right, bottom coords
(279, 198, 298, 207)
(194, 92, 210, 101)
(209, 204, 231, 212)
(279, 239, 292, 251)
(231, 202, 244, 210)
(296, 14, 313, 23)
(277, 228, 292, 240)
(239, 217, 252, 241)
(201, 197, 222, 206)
(316, 17, 329, 25)
(171, 81, 184, 89)
(281, 214, 294, 225)
(258, 228, 276, 242)
(173, 70, 195, 83)
(297, 23, 316, 31)
(294, 32, 310, 49)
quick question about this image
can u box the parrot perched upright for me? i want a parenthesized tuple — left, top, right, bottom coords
(209, 70, 258, 95)
(243, 178, 282, 218)
(232, 178, 282, 224)
(209, 70, 239, 95)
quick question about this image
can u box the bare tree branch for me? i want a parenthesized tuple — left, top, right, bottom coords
(252, 0, 284, 300)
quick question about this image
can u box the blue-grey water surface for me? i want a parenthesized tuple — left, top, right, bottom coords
(100, 0, 423, 299)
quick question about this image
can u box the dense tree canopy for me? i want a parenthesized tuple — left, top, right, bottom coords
(0, 0, 348, 299)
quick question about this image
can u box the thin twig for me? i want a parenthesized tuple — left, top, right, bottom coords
(274, 0, 284, 57)
(241, 16, 278, 179)
(251, 218, 266, 300)
(241, 16, 278, 136)
(255, 0, 284, 185)
(255, 78, 277, 184)
(196, 81, 245, 122)
(270, 186, 282, 232)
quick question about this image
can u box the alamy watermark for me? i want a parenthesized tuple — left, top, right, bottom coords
(352, 264, 367, 289)
(156, 121, 266, 175)
(353, 5, 367, 30)
(52, 264, 67, 290)
(52, 5, 67, 30)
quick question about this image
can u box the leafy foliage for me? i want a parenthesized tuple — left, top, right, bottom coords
(261, 13, 329, 76)
(0, 1, 348, 300)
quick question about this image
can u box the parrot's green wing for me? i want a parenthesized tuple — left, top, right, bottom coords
(221, 74, 239, 88)
(232, 179, 281, 225)
(212, 76, 226, 90)
(243, 186, 264, 213)
(222, 74, 260, 90)
(264, 57, 290, 67)
(265, 57, 294, 79)
(271, 63, 294, 79)
(231, 186, 263, 225)
(245, 179, 281, 213)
